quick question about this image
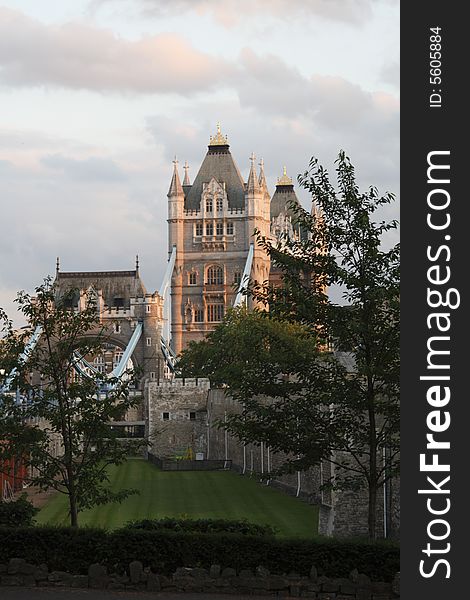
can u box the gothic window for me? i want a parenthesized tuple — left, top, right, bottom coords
(234, 271, 242, 285)
(216, 198, 223, 212)
(207, 265, 224, 285)
(189, 272, 197, 285)
(206, 198, 213, 212)
(206, 223, 214, 236)
(113, 323, 121, 334)
(93, 355, 105, 374)
(226, 222, 234, 235)
(146, 337, 152, 346)
(194, 308, 204, 322)
(207, 303, 224, 322)
(216, 222, 224, 236)
(195, 223, 203, 236)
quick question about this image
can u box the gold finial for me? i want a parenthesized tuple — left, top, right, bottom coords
(277, 165, 293, 186)
(209, 122, 229, 146)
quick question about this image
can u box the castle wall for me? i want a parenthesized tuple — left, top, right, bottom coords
(145, 380, 399, 540)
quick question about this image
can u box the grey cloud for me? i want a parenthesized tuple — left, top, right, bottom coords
(380, 61, 399, 88)
(90, 0, 374, 26)
(0, 7, 233, 94)
(41, 154, 127, 182)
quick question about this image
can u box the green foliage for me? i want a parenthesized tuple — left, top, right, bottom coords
(122, 517, 276, 536)
(180, 152, 399, 539)
(0, 525, 399, 581)
(0, 278, 145, 526)
(0, 495, 38, 527)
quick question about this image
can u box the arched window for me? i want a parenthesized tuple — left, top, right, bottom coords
(207, 265, 224, 285)
(206, 198, 213, 212)
(216, 198, 223, 212)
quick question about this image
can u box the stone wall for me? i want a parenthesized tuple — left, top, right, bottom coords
(0, 558, 400, 599)
(146, 378, 210, 457)
(145, 381, 400, 540)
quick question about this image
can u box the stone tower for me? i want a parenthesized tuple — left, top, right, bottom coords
(168, 125, 271, 354)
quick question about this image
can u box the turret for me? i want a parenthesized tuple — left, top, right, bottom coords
(167, 157, 185, 253)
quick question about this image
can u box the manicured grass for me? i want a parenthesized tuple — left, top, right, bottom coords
(36, 459, 318, 538)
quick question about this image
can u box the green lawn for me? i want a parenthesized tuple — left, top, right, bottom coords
(36, 459, 318, 538)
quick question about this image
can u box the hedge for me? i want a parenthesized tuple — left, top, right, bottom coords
(123, 517, 276, 536)
(0, 526, 399, 582)
(0, 495, 38, 527)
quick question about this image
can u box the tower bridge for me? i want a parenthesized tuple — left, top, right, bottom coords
(1, 124, 303, 438)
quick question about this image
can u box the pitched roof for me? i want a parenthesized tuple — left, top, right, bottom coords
(184, 144, 246, 210)
(168, 160, 184, 197)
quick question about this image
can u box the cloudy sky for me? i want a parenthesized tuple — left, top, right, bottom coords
(0, 0, 399, 324)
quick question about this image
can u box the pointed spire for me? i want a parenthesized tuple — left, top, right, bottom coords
(209, 122, 229, 146)
(56, 257, 60, 275)
(258, 157, 268, 191)
(167, 156, 184, 197)
(183, 161, 190, 185)
(247, 152, 261, 193)
(277, 165, 293, 186)
(135, 254, 140, 275)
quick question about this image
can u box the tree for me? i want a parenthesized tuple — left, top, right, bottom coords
(180, 152, 399, 540)
(0, 279, 145, 526)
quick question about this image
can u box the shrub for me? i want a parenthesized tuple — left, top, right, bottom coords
(0, 495, 38, 527)
(123, 517, 276, 537)
(0, 526, 399, 581)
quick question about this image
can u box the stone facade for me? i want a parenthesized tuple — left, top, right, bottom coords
(168, 125, 302, 354)
(146, 381, 399, 540)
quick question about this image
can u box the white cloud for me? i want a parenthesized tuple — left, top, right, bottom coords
(0, 7, 233, 93)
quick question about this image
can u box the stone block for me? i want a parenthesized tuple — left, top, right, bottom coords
(8, 558, 26, 575)
(88, 563, 109, 589)
(22, 574, 36, 586)
(71, 575, 89, 588)
(109, 582, 128, 590)
(174, 567, 193, 578)
(239, 568, 253, 578)
(318, 594, 337, 600)
(147, 572, 161, 591)
(209, 564, 221, 578)
(310, 566, 318, 581)
(221, 567, 236, 578)
(340, 580, 357, 594)
(349, 569, 359, 583)
(34, 566, 49, 582)
(191, 567, 209, 579)
(392, 572, 400, 596)
(357, 573, 371, 587)
(0, 564, 7, 574)
(48, 571, 74, 585)
(268, 574, 289, 591)
(371, 582, 392, 594)
(290, 584, 302, 597)
(129, 560, 143, 584)
(322, 580, 340, 592)
(1, 575, 23, 586)
(356, 589, 372, 600)
(256, 565, 270, 578)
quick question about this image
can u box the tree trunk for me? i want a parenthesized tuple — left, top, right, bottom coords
(368, 480, 377, 540)
(68, 489, 78, 527)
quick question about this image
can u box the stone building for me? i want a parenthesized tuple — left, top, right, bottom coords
(53, 261, 165, 437)
(167, 125, 302, 354)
